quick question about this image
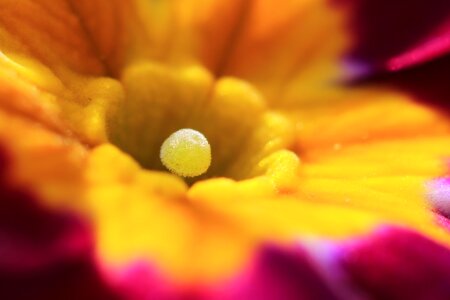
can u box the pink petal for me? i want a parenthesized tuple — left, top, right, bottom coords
(213, 245, 342, 300)
(341, 0, 450, 75)
(427, 178, 450, 217)
(0, 152, 120, 300)
(338, 226, 450, 300)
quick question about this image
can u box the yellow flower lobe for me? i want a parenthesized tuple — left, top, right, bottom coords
(160, 128, 211, 177)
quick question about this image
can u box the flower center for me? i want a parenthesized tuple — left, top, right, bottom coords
(106, 62, 298, 184)
(160, 128, 211, 177)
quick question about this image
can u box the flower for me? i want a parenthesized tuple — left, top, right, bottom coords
(1, 0, 450, 299)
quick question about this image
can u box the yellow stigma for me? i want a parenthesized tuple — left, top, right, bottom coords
(160, 128, 211, 177)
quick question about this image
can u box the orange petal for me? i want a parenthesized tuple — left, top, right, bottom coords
(0, 0, 156, 77)
(158, 0, 349, 106)
(295, 88, 450, 152)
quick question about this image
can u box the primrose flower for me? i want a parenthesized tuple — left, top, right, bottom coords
(1, 0, 450, 299)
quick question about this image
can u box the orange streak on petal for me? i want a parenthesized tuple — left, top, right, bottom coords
(0, 0, 103, 75)
(0, 0, 142, 77)
(191, 0, 350, 105)
(293, 88, 450, 154)
(0, 108, 88, 209)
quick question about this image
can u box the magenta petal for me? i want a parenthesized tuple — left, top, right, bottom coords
(386, 54, 450, 111)
(214, 245, 341, 300)
(435, 213, 450, 232)
(104, 261, 189, 300)
(340, 0, 450, 74)
(339, 226, 450, 300)
(0, 190, 89, 272)
(386, 23, 450, 72)
(0, 192, 120, 300)
(0, 153, 120, 300)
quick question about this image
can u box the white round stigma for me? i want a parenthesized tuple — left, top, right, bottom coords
(160, 128, 211, 177)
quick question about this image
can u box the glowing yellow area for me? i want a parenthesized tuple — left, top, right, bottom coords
(160, 128, 211, 177)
